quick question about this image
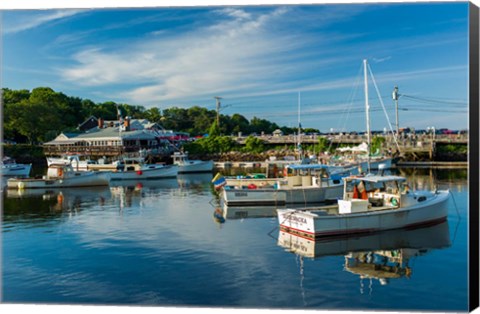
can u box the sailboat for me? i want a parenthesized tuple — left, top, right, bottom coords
(276, 60, 450, 238)
(329, 60, 397, 172)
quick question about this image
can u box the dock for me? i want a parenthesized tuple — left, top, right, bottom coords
(396, 161, 468, 168)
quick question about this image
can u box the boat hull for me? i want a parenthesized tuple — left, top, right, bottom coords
(1, 164, 32, 177)
(110, 165, 178, 180)
(225, 178, 284, 187)
(278, 191, 450, 238)
(177, 160, 213, 173)
(223, 184, 343, 206)
(7, 172, 110, 189)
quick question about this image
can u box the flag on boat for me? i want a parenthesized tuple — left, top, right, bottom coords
(211, 172, 222, 183)
(212, 173, 227, 190)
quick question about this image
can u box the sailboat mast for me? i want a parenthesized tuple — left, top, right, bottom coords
(363, 59, 371, 173)
(298, 92, 302, 159)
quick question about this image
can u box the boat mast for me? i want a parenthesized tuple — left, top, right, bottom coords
(298, 91, 302, 160)
(363, 59, 371, 173)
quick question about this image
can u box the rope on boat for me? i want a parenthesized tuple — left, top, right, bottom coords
(450, 191, 461, 219)
(449, 191, 461, 245)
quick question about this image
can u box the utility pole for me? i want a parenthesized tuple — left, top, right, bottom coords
(214, 96, 222, 127)
(392, 86, 399, 137)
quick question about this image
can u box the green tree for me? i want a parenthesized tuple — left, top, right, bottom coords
(9, 100, 61, 144)
(317, 136, 330, 153)
(250, 116, 279, 134)
(230, 113, 250, 135)
(244, 135, 265, 153)
(371, 136, 386, 154)
(144, 107, 162, 124)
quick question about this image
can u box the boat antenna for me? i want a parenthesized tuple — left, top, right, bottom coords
(363, 59, 371, 174)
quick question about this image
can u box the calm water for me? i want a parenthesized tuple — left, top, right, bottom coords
(1, 168, 470, 311)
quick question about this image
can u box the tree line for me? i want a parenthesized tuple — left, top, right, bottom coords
(2, 87, 319, 145)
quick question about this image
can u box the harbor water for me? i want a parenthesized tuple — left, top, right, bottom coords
(1, 168, 469, 311)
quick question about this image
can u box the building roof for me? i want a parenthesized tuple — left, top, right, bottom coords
(77, 116, 98, 129)
(76, 127, 157, 140)
(44, 127, 158, 145)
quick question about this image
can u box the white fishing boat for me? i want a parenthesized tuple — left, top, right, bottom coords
(172, 152, 213, 173)
(277, 174, 450, 238)
(1, 157, 32, 177)
(46, 154, 97, 171)
(222, 164, 347, 206)
(109, 157, 178, 180)
(7, 164, 110, 189)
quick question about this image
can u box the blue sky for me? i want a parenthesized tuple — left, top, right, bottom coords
(1, 1, 470, 132)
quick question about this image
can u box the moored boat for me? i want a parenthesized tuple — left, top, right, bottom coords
(109, 157, 178, 180)
(277, 174, 450, 239)
(47, 154, 98, 171)
(1, 157, 32, 177)
(222, 164, 349, 206)
(7, 164, 110, 189)
(172, 152, 213, 173)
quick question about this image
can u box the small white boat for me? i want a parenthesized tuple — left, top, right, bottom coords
(110, 157, 178, 180)
(1, 157, 32, 177)
(172, 152, 213, 173)
(222, 164, 349, 206)
(277, 174, 450, 238)
(330, 144, 393, 172)
(7, 164, 110, 189)
(47, 154, 97, 171)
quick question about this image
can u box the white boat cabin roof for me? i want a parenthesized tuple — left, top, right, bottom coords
(345, 175, 406, 183)
(286, 164, 330, 170)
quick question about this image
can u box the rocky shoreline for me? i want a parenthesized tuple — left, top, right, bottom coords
(5, 145, 467, 167)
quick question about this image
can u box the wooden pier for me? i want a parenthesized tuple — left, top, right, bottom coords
(233, 133, 467, 161)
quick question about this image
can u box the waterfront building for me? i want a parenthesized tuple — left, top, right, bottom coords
(43, 117, 186, 158)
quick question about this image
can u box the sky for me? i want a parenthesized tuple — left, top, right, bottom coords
(1, 0, 472, 133)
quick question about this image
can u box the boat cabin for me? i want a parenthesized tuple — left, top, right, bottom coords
(283, 164, 343, 188)
(172, 152, 189, 164)
(339, 175, 411, 213)
(46, 164, 80, 179)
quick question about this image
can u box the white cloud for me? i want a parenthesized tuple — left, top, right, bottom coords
(3, 9, 86, 34)
(61, 7, 310, 104)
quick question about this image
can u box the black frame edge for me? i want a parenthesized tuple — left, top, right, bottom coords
(469, 1, 480, 312)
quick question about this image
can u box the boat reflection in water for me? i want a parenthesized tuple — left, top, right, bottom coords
(220, 203, 312, 220)
(6, 186, 112, 212)
(278, 221, 451, 289)
(221, 205, 277, 220)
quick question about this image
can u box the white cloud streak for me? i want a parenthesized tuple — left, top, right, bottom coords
(3, 9, 86, 34)
(60, 7, 347, 104)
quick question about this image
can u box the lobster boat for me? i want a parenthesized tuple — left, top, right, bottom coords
(1, 157, 32, 177)
(7, 164, 110, 189)
(109, 157, 178, 180)
(172, 152, 213, 173)
(277, 174, 450, 239)
(221, 164, 351, 206)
